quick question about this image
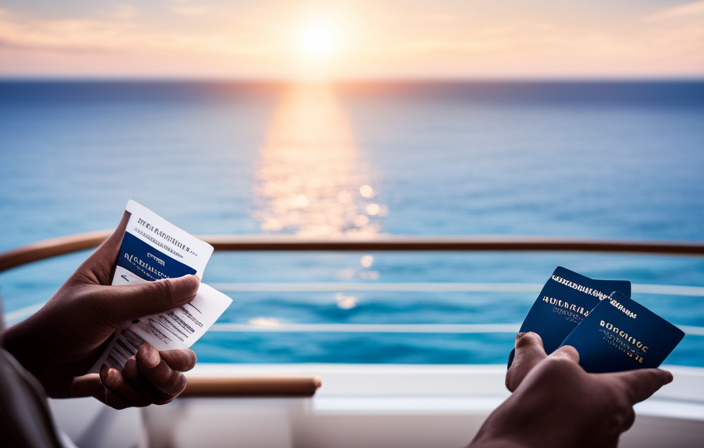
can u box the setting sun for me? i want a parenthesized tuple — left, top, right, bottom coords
(298, 23, 337, 59)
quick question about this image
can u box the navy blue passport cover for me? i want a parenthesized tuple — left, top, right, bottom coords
(560, 292, 685, 373)
(518, 267, 631, 354)
(117, 231, 196, 281)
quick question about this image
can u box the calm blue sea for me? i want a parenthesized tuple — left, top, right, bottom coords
(1, 81, 704, 366)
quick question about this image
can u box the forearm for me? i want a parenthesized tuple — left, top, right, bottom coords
(2, 316, 87, 397)
(3, 318, 47, 377)
(468, 438, 530, 448)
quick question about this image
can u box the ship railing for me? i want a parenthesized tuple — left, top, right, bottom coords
(2, 232, 704, 397)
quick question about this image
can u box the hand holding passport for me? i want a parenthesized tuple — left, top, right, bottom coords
(479, 268, 683, 447)
(514, 267, 684, 373)
(480, 332, 674, 448)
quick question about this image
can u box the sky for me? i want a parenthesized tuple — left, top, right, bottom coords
(0, 0, 703, 79)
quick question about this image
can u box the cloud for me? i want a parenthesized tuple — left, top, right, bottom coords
(0, 9, 135, 52)
(171, 6, 210, 17)
(0, 8, 268, 56)
(169, 0, 210, 16)
(108, 4, 138, 20)
(0, 2, 702, 78)
(646, 1, 704, 21)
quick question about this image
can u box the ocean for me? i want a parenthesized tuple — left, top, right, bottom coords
(1, 81, 703, 366)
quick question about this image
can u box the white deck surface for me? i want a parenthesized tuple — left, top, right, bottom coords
(49, 364, 704, 448)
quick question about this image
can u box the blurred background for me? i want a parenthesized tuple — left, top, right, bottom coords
(1, 0, 703, 366)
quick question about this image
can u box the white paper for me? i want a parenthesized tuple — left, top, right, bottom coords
(105, 283, 232, 369)
(91, 200, 231, 372)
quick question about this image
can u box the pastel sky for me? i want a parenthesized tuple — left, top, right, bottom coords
(1, 0, 703, 79)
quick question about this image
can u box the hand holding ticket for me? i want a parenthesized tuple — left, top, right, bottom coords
(92, 200, 232, 371)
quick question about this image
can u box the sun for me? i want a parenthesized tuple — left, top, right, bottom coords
(298, 23, 337, 59)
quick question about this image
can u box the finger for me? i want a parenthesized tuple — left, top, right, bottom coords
(96, 211, 131, 258)
(549, 344, 580, 363)
(80, 211, 131, 284)
(90, 365, 143, 409)
(122, 356, 173, 405)
(613, 368, 674, 405)
(121, 350, 196, 404)
(96, 389, 131, 410)
(100, 364, 151, 407)
(506, 332, 547, 392)
(160, 349, 197, 372)
(105, 275, 200, 321)
(71, 374, 103, 398)
(136, 344, 188, 397)
(507, 349, 516, 369)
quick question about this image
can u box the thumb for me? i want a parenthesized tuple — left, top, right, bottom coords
(549, 344, 580, 364)
(612, 368, 674, 405)
(506, 332, 548, 392)
(106, 275, 200, 321)
(72, 211, 131, 285)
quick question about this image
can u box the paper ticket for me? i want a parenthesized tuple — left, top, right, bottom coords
(92, 200, 231, 371)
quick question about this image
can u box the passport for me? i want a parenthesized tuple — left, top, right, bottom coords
(518, 267, 631, 355)
(560, 291, 685, 373)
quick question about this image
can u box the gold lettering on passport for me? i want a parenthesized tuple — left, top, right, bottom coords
(607, 298, 637, 319)
(550, 275, 611, 301)
(543, 295, 589, 324)
(599, 320, 648, 363)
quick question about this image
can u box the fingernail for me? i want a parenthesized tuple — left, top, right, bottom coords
(172, 275, 200, 300)
(515, 332, 526, 340)
(144, 344, 160, 367)
(102, 366, 119, 385)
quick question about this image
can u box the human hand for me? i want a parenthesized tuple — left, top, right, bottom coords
(4, 211, 200, 408)
(468, 332, 673, 448)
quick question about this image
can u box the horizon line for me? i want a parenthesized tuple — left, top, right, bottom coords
(1, 75, 704, 83)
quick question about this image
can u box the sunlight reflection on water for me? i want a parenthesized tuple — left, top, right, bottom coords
(253, 83, 386, 237)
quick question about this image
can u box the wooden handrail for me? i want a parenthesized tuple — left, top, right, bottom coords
(2, 232, 704, 273)
(0, 230, 112, 273)
(181, 375, 322, 397)
(203, 235, 704, 255)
